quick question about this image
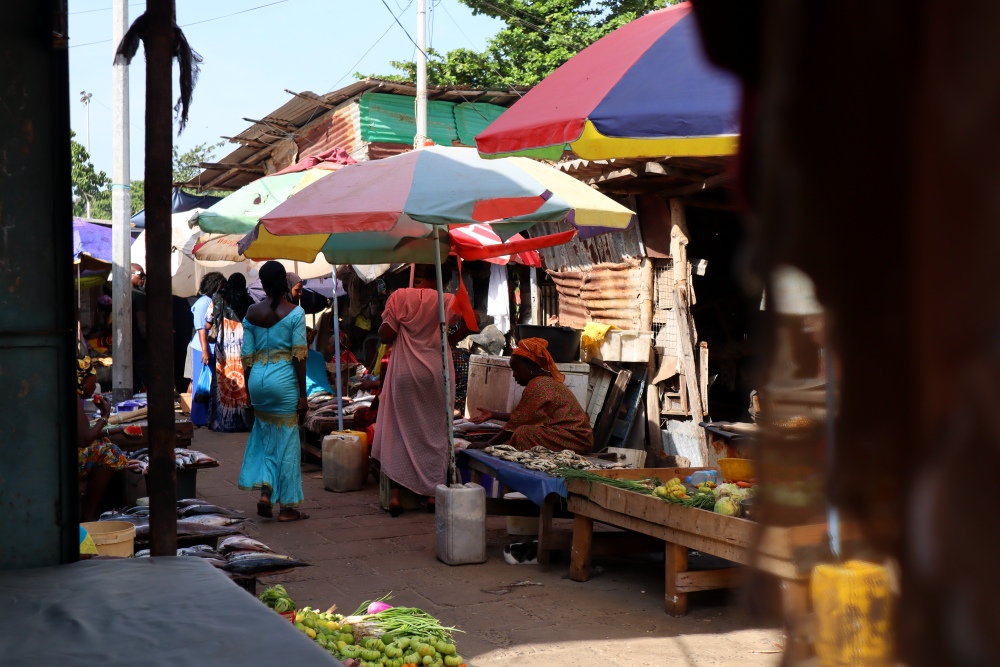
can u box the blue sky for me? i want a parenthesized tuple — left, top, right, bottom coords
(69, 0, 503, 178)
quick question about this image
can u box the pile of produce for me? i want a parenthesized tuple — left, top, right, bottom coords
(553, 467, 759, 517)
(484, 444, 622, 472)
(260, 584, 296, 613)
(260, 591, 467, 667)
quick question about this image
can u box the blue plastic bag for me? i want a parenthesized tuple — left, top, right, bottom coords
(193, 363, 212, 404)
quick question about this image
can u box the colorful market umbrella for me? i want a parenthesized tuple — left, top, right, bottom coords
(238, 145, 631, 471)
(196, 148, 356, 235)
(238, 146, 633, 265)
(475, 2, 740, 161)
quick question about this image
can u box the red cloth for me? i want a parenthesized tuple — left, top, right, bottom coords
(271, 147, 357, 175)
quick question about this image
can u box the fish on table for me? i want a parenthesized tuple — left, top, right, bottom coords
(218, 536, 274, 555)
(223, 552, 310, 575)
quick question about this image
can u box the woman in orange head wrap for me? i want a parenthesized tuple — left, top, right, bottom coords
(470, 338, 593, 454)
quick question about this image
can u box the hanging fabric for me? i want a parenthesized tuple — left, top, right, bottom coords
(487, 263, 511, 334)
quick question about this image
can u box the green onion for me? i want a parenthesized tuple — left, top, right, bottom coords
(551, 467, 660, 494)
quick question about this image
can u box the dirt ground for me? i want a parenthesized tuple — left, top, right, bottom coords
(191, 429, 783, 666)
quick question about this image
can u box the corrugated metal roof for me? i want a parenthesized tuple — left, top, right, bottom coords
(359, 93, 459, 146)
(184, 79, 529, 192)
(547, 261, 647, 330)
(533, 211, 644, 273)
(454, 102, 507, 146)
(297, 101, 362, 162)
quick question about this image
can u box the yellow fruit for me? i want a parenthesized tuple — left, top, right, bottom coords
(295, 613, 305, 623)
(305, 627, 317, 639)
(326, 621, 340, 631)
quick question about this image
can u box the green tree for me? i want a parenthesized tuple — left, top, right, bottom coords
(365, 0, 673, 88)
(71, 130, 112, 218)
(173, 140, 226, 187)
(126, 140, 228, 215)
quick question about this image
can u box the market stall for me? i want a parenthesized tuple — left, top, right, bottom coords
(561, 465, 859, 659)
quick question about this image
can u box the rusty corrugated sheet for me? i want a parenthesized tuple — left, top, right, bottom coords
(534, 213, 642, 273)
(547, 260, 646, 330)
(365, 142, 413, 161)
(296, 101, 361, 161)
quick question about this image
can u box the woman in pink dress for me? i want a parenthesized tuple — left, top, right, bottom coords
(372, 264, 461, 516)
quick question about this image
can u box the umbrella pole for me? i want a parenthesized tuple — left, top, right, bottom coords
(333, 273, 344, 433)
(432, 226, 456, 486)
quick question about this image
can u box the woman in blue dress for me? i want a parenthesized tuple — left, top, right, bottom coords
(238, 262, 310, 521)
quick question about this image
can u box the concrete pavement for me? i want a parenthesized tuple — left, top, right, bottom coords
(191, 428, 782, 666)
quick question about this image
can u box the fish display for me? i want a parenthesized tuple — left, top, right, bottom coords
(223, 552, 311, 575)
(178, 504, 245, 518)
(179, 514, 248, 527)
(218, 536, 274, 555)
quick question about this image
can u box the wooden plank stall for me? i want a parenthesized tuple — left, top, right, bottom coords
(566, 467, 847, 623)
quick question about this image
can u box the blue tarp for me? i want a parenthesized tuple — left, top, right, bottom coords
(72, 218, 114, 263)
(131, 188, 224, 228)
(459, 449, 567, 507)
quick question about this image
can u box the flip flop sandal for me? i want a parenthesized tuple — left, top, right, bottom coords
(256, 498, 273, 518)
(277, 510, 309, 522)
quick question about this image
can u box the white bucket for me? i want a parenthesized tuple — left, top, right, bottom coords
(504, 492, 539, 536)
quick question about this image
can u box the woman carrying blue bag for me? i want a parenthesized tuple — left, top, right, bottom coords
(187, 272, 227, 426)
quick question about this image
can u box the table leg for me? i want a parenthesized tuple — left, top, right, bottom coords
(471, 468, 483, 486)
(537, 495, 555, 566)
(781, 579, 812, 661)
(665, 541, 689, 616)
(570, 514, 594, 582)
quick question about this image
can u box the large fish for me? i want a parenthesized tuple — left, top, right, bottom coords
(218, 535, 274, 555)
(178, 504, 244, 518)
(177, 545, 222, 558)
(223, 552, 310, 575)
(179, 514, 248, 527)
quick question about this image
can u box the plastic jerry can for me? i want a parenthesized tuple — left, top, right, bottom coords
(322, 432, 365, 492)
(435, 483, 487, 565)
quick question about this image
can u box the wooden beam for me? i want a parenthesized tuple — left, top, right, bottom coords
(283, 89, 336, 109)
(663, 173, 732, 197)
(198, 162, 266, 174)
(242, 117, 297, 132)
(222, 136, 269, 149)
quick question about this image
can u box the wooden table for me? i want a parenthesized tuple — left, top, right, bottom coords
(567, 468, 846, 627)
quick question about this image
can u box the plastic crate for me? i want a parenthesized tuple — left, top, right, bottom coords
(583, 330, 653, 362)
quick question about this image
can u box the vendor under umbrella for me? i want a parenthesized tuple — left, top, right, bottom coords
(469, 338, 593, 454)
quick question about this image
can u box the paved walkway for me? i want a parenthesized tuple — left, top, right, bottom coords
(192, 429, 782, 666)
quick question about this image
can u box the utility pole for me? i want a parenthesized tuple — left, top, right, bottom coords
(79, 91, 93, 217)
(111, 0, 133, 402)
(414, 0, 428, 149)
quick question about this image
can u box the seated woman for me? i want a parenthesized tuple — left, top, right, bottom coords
(470, 338, 593, 454)
(76, 357, 137, 521)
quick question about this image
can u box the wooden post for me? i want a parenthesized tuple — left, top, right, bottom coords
(638, 257, 654, 331)
(665, 541, 689, 616)
(144, 0, 178, 557)
(646, 354, 662, 451)
(570, 514, 595, 582)
(699, 341, 710, 420)
(675, 288, 708, 463)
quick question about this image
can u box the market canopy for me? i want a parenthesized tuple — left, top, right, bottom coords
(239, 145, 634, 265)
(475, 2, 741, 161)
(131, 188, 224, 228)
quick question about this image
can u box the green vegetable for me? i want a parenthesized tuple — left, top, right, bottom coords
(444, 656, 463, 667)
(551, 467, 658, 494)
(403, 653, 421, 665)
(361, 649, 382, 661)
(714, 496, 740, 516)
(683, 492, 717, 510)
(422, 656, 434, 666)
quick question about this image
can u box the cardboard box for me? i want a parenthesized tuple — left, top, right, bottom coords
(179, 393, 192, 414)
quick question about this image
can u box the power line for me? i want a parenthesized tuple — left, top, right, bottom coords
(69, 0, 292, 48)
(70, 3, 145, 16)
